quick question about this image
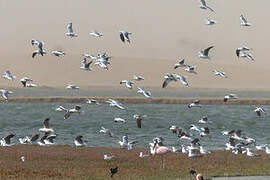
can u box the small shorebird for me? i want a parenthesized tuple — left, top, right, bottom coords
(66, 23, 78, 37)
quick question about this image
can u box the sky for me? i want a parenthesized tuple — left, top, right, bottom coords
(0, 0, 269, 90)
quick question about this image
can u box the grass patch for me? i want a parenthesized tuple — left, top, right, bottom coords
(0, 145, 270, 180)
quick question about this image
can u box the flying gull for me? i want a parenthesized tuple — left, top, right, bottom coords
(199, 46, 214, 59)
(66, 23, 78, 37)
(240, 15, 251, 27)
(120, 31, 132, 43)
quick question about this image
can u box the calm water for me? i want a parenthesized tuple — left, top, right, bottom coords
(1, 102, 269, 150)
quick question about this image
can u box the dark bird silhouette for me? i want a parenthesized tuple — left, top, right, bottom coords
(110, 166, 118, 178)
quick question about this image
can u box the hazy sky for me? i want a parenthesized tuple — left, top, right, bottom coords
(0, 0, 269, 90)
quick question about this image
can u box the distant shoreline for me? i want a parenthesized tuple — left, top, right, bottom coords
(5, 96, 270, 105)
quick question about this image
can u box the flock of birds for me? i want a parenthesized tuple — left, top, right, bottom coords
(0, 0, 267, 179)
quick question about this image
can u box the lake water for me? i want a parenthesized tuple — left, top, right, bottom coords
(1, 102, 269, 149)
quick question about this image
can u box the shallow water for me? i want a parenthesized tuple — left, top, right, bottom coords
(1, 102, 269, 150)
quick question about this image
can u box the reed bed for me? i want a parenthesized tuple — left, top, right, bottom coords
(6, 96, 270, 105)
(1, 145, 270, 180)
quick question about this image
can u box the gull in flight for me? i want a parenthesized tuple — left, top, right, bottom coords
(134, 114, 147, 128)
(240, 15, 251, 27)
(86, 99, 100, 105)
(114, 117, 126, 123)
(185, 65, 197, 74)
(94, 53, 111, 70)
(188, 100, 202, 108)
(199, 46, 214, 59)
(66, 84, 80, 89)
(236, 46, 252, 58)
(162, 73, 178, 88)
(174, 59, 186, 69)
(19, 134, 39, 144)
(39, 118, 54, 133)
(254, 107, 266, 117)
(120, 80, 134, 89)
(133, 75, 144, 81)
(238, 51, 255, 61)
(199, 0, 215, 12)
(99, 126, 113, 137)
(120, 31, 132, 43)
(224, 94, 238, 102)
(0, 89, 13, 101)
(0, 134, 15, 147)
(66, 23, 78, 37)
(2, 70, 16, 80)
(74, 135, 86, 147)
(162, 73, 189, 88)
(32, 41, 46, 58)
(56, 105, 81, 119)
(137, 87, 152, 98)
(175, 74, 189, 87)
(80, 58, 93, 71)
(89, 30, 103, 37)
(213, 70, 227, 78)
(106, 99, 125, 110)
(31, 39, 42, 46)
(205, 18, 217, 25)
(20, 77, 37, 87)
(51, 50, 65, 57)
(119, 135, 138, 150)
(83, 53, 97, 60)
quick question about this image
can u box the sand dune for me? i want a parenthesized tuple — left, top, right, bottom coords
(0, 0, 270, 90)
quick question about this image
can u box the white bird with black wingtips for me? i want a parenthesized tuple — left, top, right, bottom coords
(66, 23, 78, 37)
(199, 46, 214, 59)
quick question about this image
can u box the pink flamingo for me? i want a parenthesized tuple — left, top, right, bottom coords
(153, 139, 171, 168)
(196, 173, 204, 180)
